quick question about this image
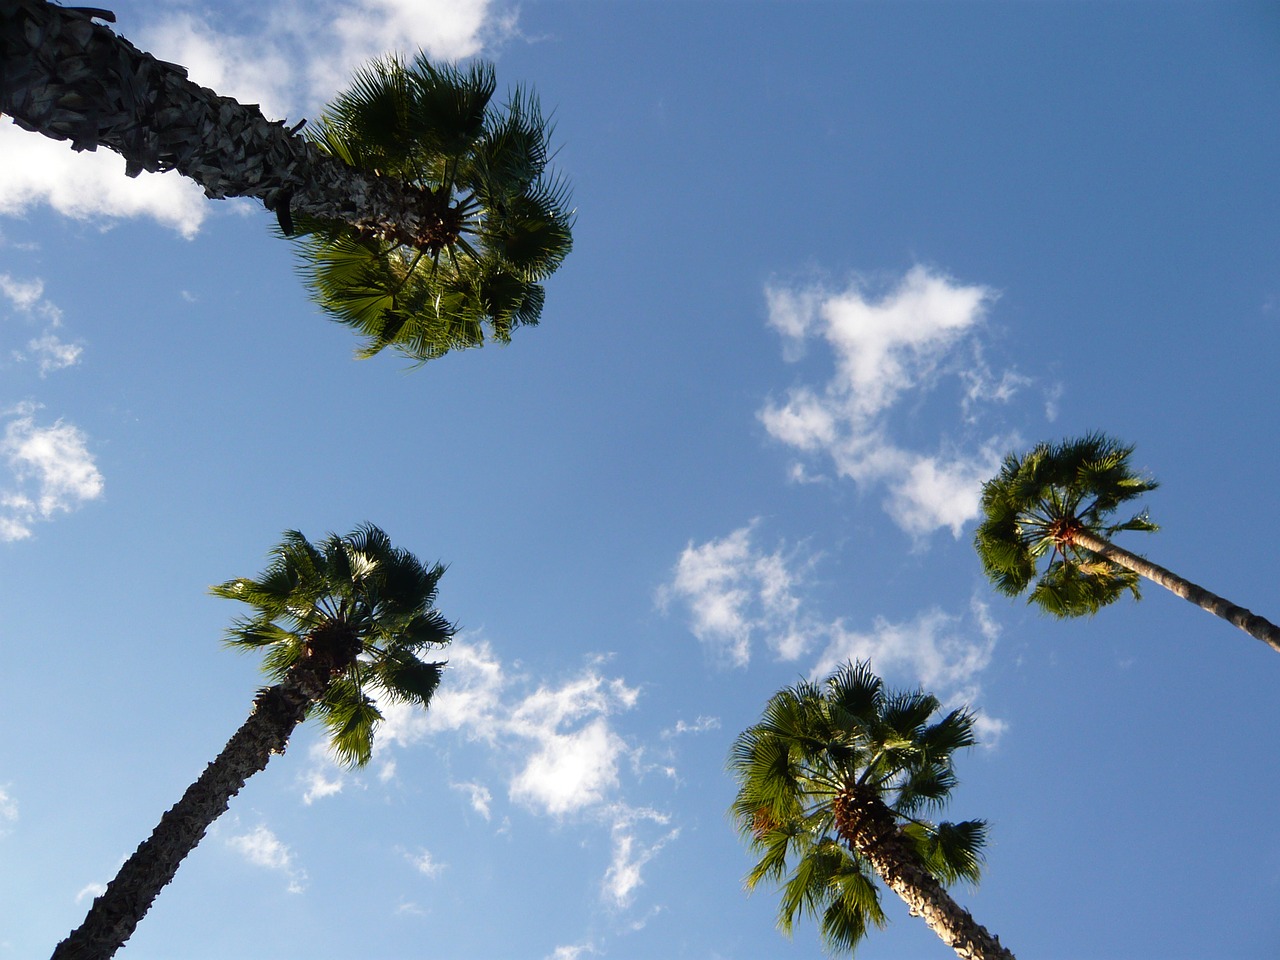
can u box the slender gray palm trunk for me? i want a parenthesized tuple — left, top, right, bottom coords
(0, 0, 433, 240)
(835, 790, 1014, 960)
(1071, 528, 1280, 655)
(50, 665, 328, 960)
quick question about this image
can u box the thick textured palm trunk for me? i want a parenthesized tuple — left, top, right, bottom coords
(834, 790, 1014, 960)
(0, 0, 435, 240)
(50, 664, 329, 960)
(1071, 528, 1280, 655)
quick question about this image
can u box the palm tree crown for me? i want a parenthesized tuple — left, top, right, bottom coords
(730, 661, 1006, 958)
(51, 526, 454, 960)
(974, 432, 1158, 617)
(212, 523, 454, 764)
(294, 54, 575, 363)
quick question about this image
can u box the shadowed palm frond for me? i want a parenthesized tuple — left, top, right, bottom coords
(294, 53, 574, 363)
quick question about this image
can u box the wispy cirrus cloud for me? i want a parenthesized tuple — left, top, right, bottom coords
(1, 273, 83, 376)
(759, 266, 1022, 539)
(0, 0, 515, 237)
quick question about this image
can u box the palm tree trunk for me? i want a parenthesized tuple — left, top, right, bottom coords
(834, 790, 1014, 960)
(0, 0, 433, 240)
(50, 664, 328, 960)
(1070, 528, 1280, 655)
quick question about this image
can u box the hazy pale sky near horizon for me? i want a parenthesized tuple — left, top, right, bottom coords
(2, 2, 1279, 958)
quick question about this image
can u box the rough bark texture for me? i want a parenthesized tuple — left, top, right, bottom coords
(833, 789, 1014, 960)
(1070, 528, 1280, 655)
(0, 0, 439, 242)
(49, 662, 331, 960)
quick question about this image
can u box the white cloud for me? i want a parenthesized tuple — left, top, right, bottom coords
(0, 273, 44, 312)
(808, 599, 1008, 745)
(759, 266, 1020, 539)
(227, 824, 307, 893)
(811, 606, 997, 696)
(0, 785, 16, 837)
(0, 123, 208, 238)
(548, 943, 598, 960)
(1, 407, 104, 540)
(602, 805, 677, 909)
(405, 847, 445, 878)
(510, 716, 626, 817)
(364, 637, 675, 907)
(75, 882, 106, 904)
(0, 1, 514, 236)
(660, 715, 720, 739)
(451, 780, 492, 819)
(375, 639, 642, 820)
(24, 333, 83, 376)
(656, 523, 812, 667)
(301, 742, 346, 804)
(2, 272, 83, 375)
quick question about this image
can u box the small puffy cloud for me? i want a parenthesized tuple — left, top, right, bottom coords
(1, 407, 104, 541)
(0, 273, 44, 312)
(0, 1, 514, 236)
(451, 780, 492, 819)
(656, 523, 812, 667)
(301, 743, 346, 804)
(405, 847, 445, 878)
(759, 267, 1021, 540)
(510, 716, 626, 817)
(227, 824, 306, 893)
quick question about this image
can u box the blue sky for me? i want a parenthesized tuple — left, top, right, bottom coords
(2, 2, 1279, 958)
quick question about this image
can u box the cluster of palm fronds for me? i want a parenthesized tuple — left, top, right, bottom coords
(295, 56, 574, 362)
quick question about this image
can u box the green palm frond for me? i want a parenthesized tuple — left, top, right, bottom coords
(729, 661, 987, 956)
(212, 526, 454, 766)
(318, 677, 384, 767)
(295, 52, 574, 363)
(975, 433, 1158, 618)
(902, 819, 987, 885)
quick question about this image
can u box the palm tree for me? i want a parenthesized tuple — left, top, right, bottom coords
(0, 2, 573, 362)
(294, 54, 573, 361)
(974, 433, 1280, 655)
(51, 525, 454, 960)
(730, 661, 1013, 960)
